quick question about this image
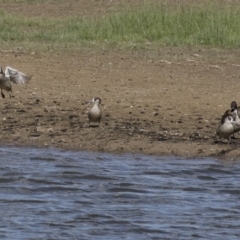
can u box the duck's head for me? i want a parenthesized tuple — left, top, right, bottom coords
(87, 97, 101, 105)
(93, 97, 101, 104)
(231, 101, 238, 111)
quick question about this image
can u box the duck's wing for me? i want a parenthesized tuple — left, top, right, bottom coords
(221, 110, 233, 124)
(5, 66, 32, 85)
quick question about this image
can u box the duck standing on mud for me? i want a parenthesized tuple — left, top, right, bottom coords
(87, 97, 102, 127)
(217, 114, 240, 144)
(0, 66, 31, 98)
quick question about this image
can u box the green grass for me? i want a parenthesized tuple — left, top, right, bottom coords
(1, 2, 240, 51)
(0, 0, 63, 3)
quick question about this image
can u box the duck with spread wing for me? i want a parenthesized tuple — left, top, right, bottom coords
(0, 66, 32, 98)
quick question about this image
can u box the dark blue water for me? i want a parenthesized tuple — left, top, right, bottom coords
(0, 146, 240, 240)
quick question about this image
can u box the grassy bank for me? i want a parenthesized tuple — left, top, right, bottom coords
(0, 2, 240, 51)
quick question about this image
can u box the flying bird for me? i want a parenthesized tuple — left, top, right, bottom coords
(0, 66, 32, 98)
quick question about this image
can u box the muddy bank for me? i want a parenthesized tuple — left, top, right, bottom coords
(1, 48, 240, 159)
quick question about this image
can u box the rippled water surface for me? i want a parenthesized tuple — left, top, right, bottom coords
(0, 147, 240, 239)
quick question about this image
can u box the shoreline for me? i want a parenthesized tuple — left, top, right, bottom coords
(1, 48, 240, 160)
(0, 137, 239, 160)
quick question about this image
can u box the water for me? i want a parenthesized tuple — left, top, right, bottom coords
(0, 147, 240, 240)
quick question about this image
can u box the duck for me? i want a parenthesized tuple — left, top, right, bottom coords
(216, 114, 240, 144)
(220, 109, 234, 124)
(220, 101, 240, 125)
(87, 97, 102, 126)
(230, 101, 240, 120)
(0, 66, 32, 98)
(230, 101, 240, 136)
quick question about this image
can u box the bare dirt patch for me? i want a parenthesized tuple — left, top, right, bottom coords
(1, 0, 240, 159)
